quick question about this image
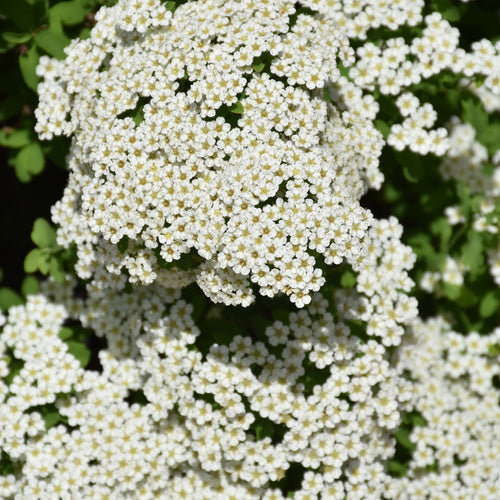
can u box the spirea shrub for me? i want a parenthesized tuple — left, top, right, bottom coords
(1, 0, 500, 499)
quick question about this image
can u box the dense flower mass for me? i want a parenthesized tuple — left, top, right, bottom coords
(0, 279, 415, 499)
(36, 0, 388, 307)
(1, 282, 499, 499)
(2, 0, 500, 498)
(390, 318, 500, 499)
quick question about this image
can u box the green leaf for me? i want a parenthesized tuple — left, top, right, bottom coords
(21, 276, 40, 297)
(176, 252, 191, 271)
(408, 233, 444, 269)
(38, 254, 50, 274)
(19, 44, 41, 91)
(461, 230, 483, 277)
(14, 160, 31, 183)
(340, 270, 357, 288)
(2, 32, 32, 45)
(430, 218, 452, 252)
(24, 248, 44, 273)
(34, 28, 69, 59)
(0, 128, 32, 148)
(230, 101, 244, 114)
(15, 142, 45, 181)
(0, 450, 15, 476)
(387, 460, 408, 477)
(252, 61, 265, 73)
(58, 327, 74, 340)
(462, 98, 488, 136)
(395, 428, 416, 451)
(456, 286, 478, 308)
(0, 288, 23, 310)
(79, 27, 92, 40)
(31, 218, 57, 248)
(456, 181, 470, 218)
(117, 235, 129, 253)
(66, 341, 91, 367)
(42, 411, 63, 429)
(479, 122, 500, 156)
(4, 356, 25, 386)
(49, 1, 88, 26)
(442, 7, 460, 22)
(374, 119, 391, 139)
(410, 413, 426, 427)
(479, 291, 500, 318)
(49, 257, 65, 282)
(254, 419, 275, 441)
(488, 344, 500, 357)
(0, 0, 43, 32)
(431, 0, 460, 21)
(442, 283, 461, 301)
(395, 151, 423, 184)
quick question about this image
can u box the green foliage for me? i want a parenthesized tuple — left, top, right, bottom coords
(21, 275, 40, 296)
(0, 287, 24, 310)
(26, 402, 69, 429)
(23, 218, 68, 282)
(33, 28, 70, 59)
(340, 269, 357, 288)
(462, 98, 500, 155)
(229, 101, 244, 114)
(430, 0, 461, 22)
(49, 1, 90, 27)
(31, 217, 57, 247)
(0, 450, 15, 476)
(374, 119, 391, 139)
(14, 141, 45, 182)
(395, 150, 424, 184)
(480, 291, 500, 318)
(0, 128, 32, 148)
(58, 324, 92, 367)
(66, 340, 91, 367)
(0, 0, 104, 185)
(461, 230, 484, 278)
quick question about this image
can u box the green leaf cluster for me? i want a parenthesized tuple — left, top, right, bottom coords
(0, 0, 104, 183)
(462, 98, 500, 156)
(24, 218, 66, 282)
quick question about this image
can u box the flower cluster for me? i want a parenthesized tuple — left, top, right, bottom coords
(342, 7, 500, 158)
(389, 317, 500, 499)
(335, 217, 417, 346)
(35, 0, 387, 307)
(0, 281, 414, 499)
(441, 119, 500, 202)
(2, 280, 499, 498)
